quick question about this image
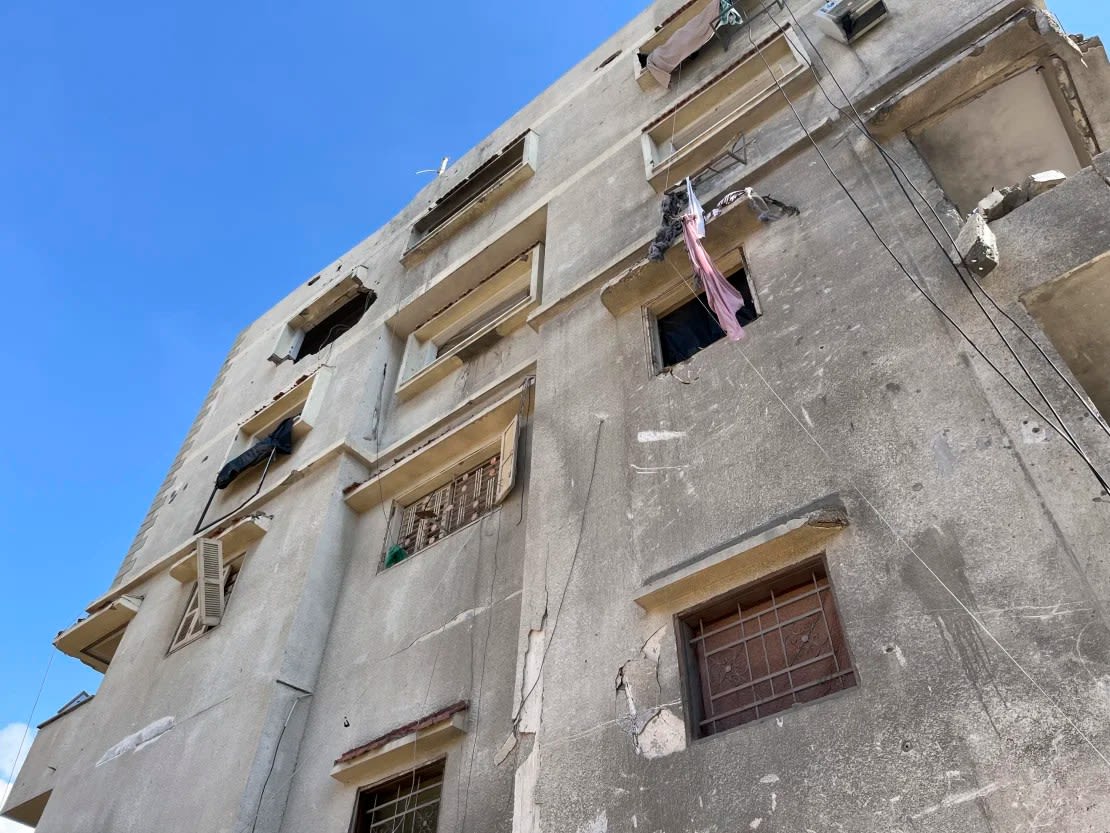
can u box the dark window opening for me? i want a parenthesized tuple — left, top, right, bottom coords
(412, 134, 529, 242)
(657, 268, 758, 368)
(352, 761, 444, 833)
(680, 558, 856, 739)
(296, 291, 373, 362)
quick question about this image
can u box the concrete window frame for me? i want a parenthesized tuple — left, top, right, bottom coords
(675, 555, 858, 740)
(640, 25, 810, 192)
(218, 367, 335, 487)
(394, 244, 544, 402)
(641, 246, 760, 375)
(402, 131, 540, 266)
(268, 266, 374, 365)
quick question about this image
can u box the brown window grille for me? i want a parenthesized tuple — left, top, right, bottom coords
(395, 455, 500, 560)
(352, 761, 444, 833)
(169, 564, 240, 653)
(681, 558, 856, 738)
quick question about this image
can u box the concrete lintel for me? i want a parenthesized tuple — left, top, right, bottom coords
(330, 712, 467, 786)
(168, 514, 271, 584)
(635, 497, 849, 612)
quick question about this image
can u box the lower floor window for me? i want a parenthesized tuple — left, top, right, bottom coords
(352, 761, 444, 833)
(169, 563, 239, 652)
(680, 557, 856, 738)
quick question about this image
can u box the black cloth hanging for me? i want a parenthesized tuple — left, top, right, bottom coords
(648, 190, 691, 262)
(216, 417, 296, 490)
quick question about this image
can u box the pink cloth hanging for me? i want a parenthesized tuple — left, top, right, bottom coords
(681, 214, 747, 341)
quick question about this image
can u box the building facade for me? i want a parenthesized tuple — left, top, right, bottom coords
(7, 1, 1110, 831)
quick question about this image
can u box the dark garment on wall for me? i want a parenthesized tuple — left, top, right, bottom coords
(648, 190, 691, 262)
(216, 417, 296, 490)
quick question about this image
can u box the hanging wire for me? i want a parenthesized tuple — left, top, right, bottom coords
(511, 417, 605, 729)
(1, 652, 53, 808)
(764, 0, 1110, 448)
(739, 17, 1110, 493)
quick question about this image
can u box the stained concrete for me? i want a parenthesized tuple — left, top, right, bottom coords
(7, 1, 1110, 832)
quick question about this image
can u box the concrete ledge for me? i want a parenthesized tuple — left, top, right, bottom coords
(168, 514, 271, 584)
(635, 498, 849, 612)
(331, 702, 468, 786)
(55, 595, 142, 673)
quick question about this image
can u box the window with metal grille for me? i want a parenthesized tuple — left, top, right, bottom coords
(680, 558, 856, 738)
(168, 564, 239, 653)
(352, 761, 444, 833)
(392, 455, 501, 563)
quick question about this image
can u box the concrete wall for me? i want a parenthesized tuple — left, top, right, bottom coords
(9, 1, 1110, 832)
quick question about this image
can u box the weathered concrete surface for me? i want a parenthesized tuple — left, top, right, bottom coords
(8, 1, 1110, 832)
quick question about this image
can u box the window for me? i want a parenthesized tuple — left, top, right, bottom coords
(655, 265, 758, 368)
(351, 761, 444, 833)
(269, 267, 374, 364)
(395, 244, 543, 401)
(404, 131, 539, 264)
(679, 558, 856, 738)
(169, 562, 239, 653)
(295, 291, 373, 362)
(391, 455, 501, 564)
(640, 26, 810, 191)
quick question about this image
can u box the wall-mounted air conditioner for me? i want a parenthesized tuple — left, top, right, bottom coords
(815, 0, 889, 44)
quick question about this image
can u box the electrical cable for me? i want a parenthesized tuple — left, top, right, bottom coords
(769, 0, 1110, 444)
(247, 690, 312, 833)
(511, 417, 605, 729)
(661, 252, 1110, 769)
(193, 446, 279, 536)
(741, 19, 1110, 493)
(1, 652, 53, 808)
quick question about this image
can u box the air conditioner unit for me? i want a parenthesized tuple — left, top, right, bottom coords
(815, 0, 889, 44)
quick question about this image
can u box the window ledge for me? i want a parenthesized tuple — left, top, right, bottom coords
(635, 498, 849, 611)
(402, 132, 539, 266)
(641, 25, 811, 192)
(331, 702, 468, 785)
(344, 388, 530, 513)
(396, 295, 537, 402)
(168, 514, 270, 583)
(601, 186, 770, 316)
(54, 595, 142, 673)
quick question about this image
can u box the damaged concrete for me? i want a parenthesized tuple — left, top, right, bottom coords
(8, 2, 1110, 833)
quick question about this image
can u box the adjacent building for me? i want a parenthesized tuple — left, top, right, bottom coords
(7, 1, 1110, 830)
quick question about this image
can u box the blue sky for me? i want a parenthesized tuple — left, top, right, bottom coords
(0, 0, 1105, 825)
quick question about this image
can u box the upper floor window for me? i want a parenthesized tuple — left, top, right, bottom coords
(395, 244, 543, 401)
(169, 560, 240, 653)
(678, 557, 856, 738)
(403, 131, 539, 265)
(269, 266, 374, 365)
(640, 25, 810, 191)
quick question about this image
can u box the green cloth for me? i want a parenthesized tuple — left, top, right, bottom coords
(385, 545, 409, 568)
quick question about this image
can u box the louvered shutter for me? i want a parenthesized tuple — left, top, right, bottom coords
(197, 538, 225, 626)
(495, 417, 520, 505)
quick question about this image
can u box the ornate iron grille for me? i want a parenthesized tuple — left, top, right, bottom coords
(685, 560, 856, 737)
(396, 455, 500, 558)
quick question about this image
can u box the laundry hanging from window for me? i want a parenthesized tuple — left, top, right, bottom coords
(680, 214, 748, 342)
(644, 1, 743, 88)
(216, 417, 296, 490)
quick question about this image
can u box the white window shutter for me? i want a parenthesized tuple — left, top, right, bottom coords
(286, 329, 306, 361)
(196, 538, 225, 627)
(495, 416, 521, 505)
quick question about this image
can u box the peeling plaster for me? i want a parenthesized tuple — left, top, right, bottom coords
(637, 430, 687, 443)
(96, 717, 175, 767)
(910, 783, 1003, 820)
(578, 810, 608, 833)
(615, 626, 687, 759)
